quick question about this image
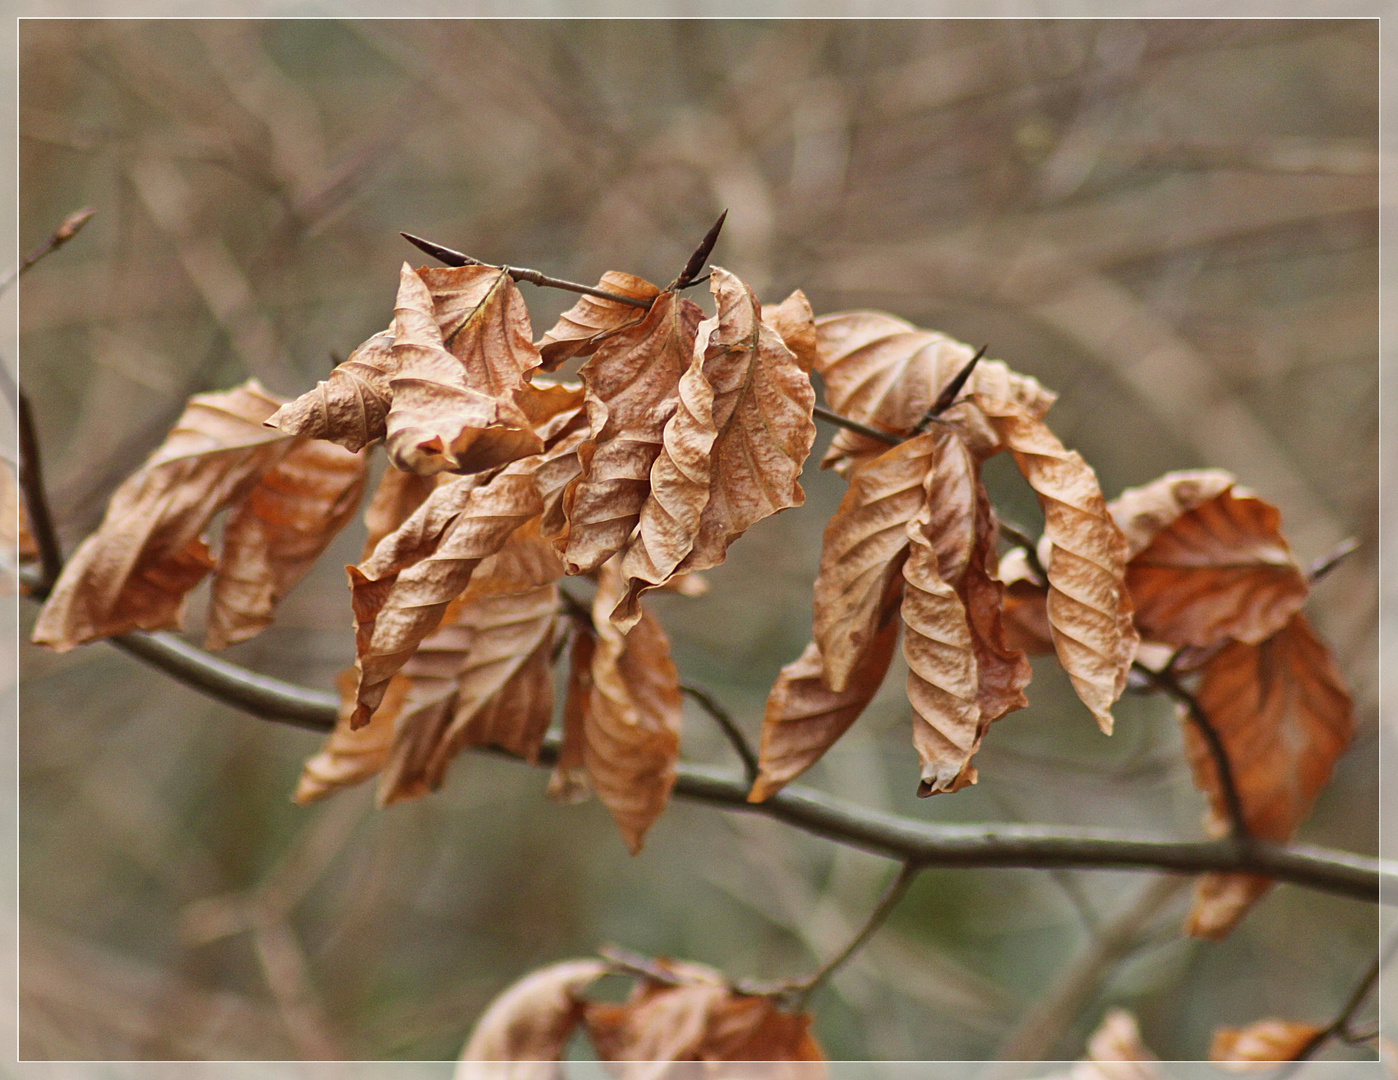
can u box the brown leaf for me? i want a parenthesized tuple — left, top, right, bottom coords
(976, 397, 1137, 734)
(1110, 470, 1308, 649)
(1184, 612, 1355, 938)
(206, 438, 368, 649)
(265, 329, 398, 452)
(458, 958, 608, 1071)
(749, 620, 899, 803)
(547, 630, 595, 804)
(813, 312, 1055, 474)
(1210, 1020, 1325, 1067)
(559, 290, 703, 575)
(762, 289, 819, 373)
(360, 465, 440, 561)
(583, 960, 823, 1068)
(33, 380, 293, 651)
(997, 548, 1054, 655)
(582, 562, 683, 853)
(536, 272, 662, 371)
(294, 669, 407, 805)
(616, 267, 816, 624)
(385, 263, 543, 476)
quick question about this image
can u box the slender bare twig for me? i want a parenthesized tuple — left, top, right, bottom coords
(17, 393, 65, 595)
(597, 944, 688, 987)
(681, 683, 759, 784)
(912, 344, 988, 433)
(812, 403, 901, 446)
(0, 207, 95, 295)
(1289, 930, 1395, 1062)
(668, 209, 727, 292)
(1308, 536, 1361, 583)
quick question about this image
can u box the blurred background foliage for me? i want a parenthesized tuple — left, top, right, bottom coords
(16, 19, 1378, 1062)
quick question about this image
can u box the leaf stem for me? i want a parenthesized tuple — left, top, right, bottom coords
(680, 683, 759, 785)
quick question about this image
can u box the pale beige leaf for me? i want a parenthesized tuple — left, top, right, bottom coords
(1211, 1020, 1325, 1068)
(294, 669, 408, 805)
(385, 264, 542, 476)
(33, 380, 292, 650)
(1110, 470, 1308, 648)
(536, 272, 661, 370)
(1069, 1009, 1163, 1080)
(814, 312, 1054, 474)
(1184, 613, 1355, 938)
(762, 289, 819, 373)
(206, 438, 368, 649)
(559, 291, 704, 574)
(514, 379, 586, 427)
(976, 398, 1137, 734)
(458, 958, 608, 1075)
(265, 329, 398, 452)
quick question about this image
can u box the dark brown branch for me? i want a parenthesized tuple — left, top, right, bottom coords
(680, 683, 759, 785)
(400, 233, 650, 309)
(1, 207, 95, 295)
(912, 344, 987, 433)
(17, 392, 65, 596)
(1309, 536, 1361, 583)
(668, 210, 727, 292)
(812, 404, 900, 447)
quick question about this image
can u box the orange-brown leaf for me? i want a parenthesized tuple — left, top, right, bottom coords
(997, 548, 1054, 655)
(458, 958, 608, 1070)
(360, 465, 440, 561)
(814, 312, 1054, 474)
(1110, 470, 1308, 648)
(976, 397, 1137, 734)
(559, 291, 704, 574)
(1210, 1020, 1325, 1067)
(536, 272, 661, 371)
(762, 289, 819, 373)
(294, 668, 408, 805)
(32, 380, 292, 651)
(1184, 613, 1354, 938)
(265, 329, 398, 452)
(385, 264, 542, 476)
(206, 438, 368, 650)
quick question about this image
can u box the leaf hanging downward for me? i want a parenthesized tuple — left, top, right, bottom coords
(294, 669, 406, 805)
(33, 380, 293, 650)
(536, 272, 661, 370)
(458, 958, 608, 1075)
(1184, 613, 1354, 939)
(265, 330, 398, 451)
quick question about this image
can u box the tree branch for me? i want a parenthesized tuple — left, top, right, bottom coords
(680, 683, 759, 785)
(1, 206, 95, 296)
(17, 392, 65, 595)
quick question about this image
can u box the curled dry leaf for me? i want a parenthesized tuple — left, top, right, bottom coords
(1184, 612, 1355, 939)
(456, 958, 608, 1079)
(976, 397, 1136, 734)
(207, 438, 368, 650)
(616, 267, 816, 625)
(560, 289, 704, 575)
(813, 312, 1055, 474)
(266, 329, 398, 451)
(360, 465, 440, 561)
(761, 289, 819, 373)
(294, 669, 407, 805)
(33, 380, 294, 650)
(1110, 469, 1308, 649)
(385, 263, 542, 476)
(1211, 1020, 1325, 1068)
(536, 272, 661, 370)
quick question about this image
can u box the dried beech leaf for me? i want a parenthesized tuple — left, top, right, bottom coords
(583, 562, 683, 853)
(515, 379, 586, 427)
(617, 267, 816, 623)
(33, 380, 293, 651)
(976, 397, 1137, 734)
(749, 620, 899, 803)
(1067, 1009, 1163, 1080)
(762, 289, 819, 373)
(583, 959, 823, 1068)
(560, 291, 703, 575)
(294, 669, 408, 804)
(548, 630, 595, 804)
(457, 958, 608, 1075)
(536, 272, 661, 371)
(1110, 470, 1308, 648)
(1210, 1020, 1325, 1067)
(266, 329, 398, 452)
(1184, 613, 1354, 938)
(206, 439, 368, 649)
(385, 264, 542, 476)
(361, 466, 440, 561)
(814, 312, 1054, 474)
(998, 548, 1054, 655)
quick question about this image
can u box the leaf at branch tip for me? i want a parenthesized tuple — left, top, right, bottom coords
(560, 290, 704, 575)
(457, 958, 609, 1076)
(536, 272, 662, 371)
(32, 379, 293, 651)
(1210, 1020, 1325, 1068)
(583, 957, 824, 1068)
(1110, 469, 1308, 649)
(812, 432, 940, 693)
(975, 397, 1137, 735)
(294, 669, 407, 804)
(813, 311, 1054, 474)
(1183, 612, 1354, 939)
(348, 458, 545, 728)
(615, 267, 816, 626)
(265, 329, 399, 451)
(750, 618, 899, 803)
(206, 438, 369, 650)
(385, 263, 542, 476)
(762, 289, 819, 373)
(583, 561, 683, 854)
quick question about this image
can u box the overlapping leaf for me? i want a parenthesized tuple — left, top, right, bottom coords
(1210, 1020, 1324, 1066)
(1183, 612, 1354, 938)
(536, 272, 661, 370)
(762, 289, 819, 373)
(265, 330, 398, 452)
(1109, 469, 1308, 648)
(294, 668, 407, 805)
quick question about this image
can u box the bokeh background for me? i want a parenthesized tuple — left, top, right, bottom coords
(15, 19, 1380, 1062)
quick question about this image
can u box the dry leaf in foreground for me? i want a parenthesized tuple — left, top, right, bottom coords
(1110, 469, 1308, 649)
(536, 271, 661, 370)
(294, 669, 406, 804)
(1184, 612, 1354, 938)
(33, 379, 293, 650)
(265, 329, 398, 451)
(1210, 1019, 1325, 1068)
(761, 289, 819, 373)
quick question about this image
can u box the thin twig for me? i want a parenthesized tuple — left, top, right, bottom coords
(1290, 929, 1395, 1061)
(0, 207, 95, 295)
(1308, 537, 1361, 583)
(681, 683, 759, 784)
(912, 344, 987, 434)
(598, 944, 687, 987)
(812, 403, 900, 446)
(17, 392, 65, 595)
(668, 209, 728, 292)
(400, 232, 650, 309)
(998, 520, 1048, 584)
